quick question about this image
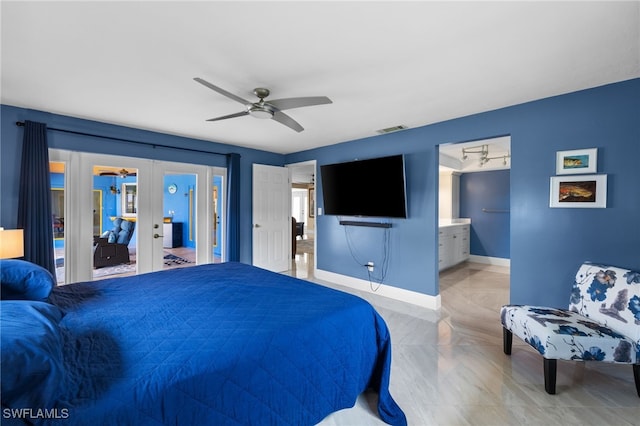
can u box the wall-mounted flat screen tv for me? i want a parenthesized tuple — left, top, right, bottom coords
(320, 154, 408, 218)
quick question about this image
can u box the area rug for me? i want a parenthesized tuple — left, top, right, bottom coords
(163, 253, 194, 266)
(93, 263, 137, 278)
(56, 252, 194, 283)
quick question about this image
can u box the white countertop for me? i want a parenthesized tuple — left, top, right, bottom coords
(438, 218, 471, 228)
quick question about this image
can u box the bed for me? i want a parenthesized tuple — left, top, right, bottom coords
(1, 260, 406, 425)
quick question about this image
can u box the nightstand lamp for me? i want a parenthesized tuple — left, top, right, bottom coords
(0, 228, 24, 259)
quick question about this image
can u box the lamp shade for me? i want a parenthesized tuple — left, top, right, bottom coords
(0, 228, 25, 259)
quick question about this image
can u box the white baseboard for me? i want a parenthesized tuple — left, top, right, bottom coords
(314, 268, 441, 310)
(469, 255, 511, 267)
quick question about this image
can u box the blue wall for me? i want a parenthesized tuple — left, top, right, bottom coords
(460, 170, 510, 259)
(309, 149, 436, 296)
(286, 78, 640, 307)
(3, 79, 639, 308)
(0, 105, 284, 264)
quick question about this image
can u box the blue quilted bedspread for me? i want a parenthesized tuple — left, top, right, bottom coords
(46, 262, 406, 425)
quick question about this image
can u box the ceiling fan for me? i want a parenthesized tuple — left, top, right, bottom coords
(194, 77, 332, 132)
(99, 168, 137, 178)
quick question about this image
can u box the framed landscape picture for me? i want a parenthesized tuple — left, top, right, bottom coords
(556, 148, 597, 174)
(549, 174, 607, 208)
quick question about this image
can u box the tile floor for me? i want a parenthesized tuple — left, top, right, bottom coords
(287, 254, 640, 426)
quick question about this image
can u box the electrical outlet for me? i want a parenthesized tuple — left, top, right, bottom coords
(366, 261, 374, 272)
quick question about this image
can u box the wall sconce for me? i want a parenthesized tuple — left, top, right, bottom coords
(0, 228, 25, 259)
(110, 185, 120, 194)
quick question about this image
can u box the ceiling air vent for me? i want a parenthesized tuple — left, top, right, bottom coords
(376, 125, 408, 135)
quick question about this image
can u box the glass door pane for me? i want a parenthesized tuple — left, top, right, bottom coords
(162, 173, 196, 270)
(92, 165, 138, 280)
(153, 162, 214, 271)
(93, 190, 102, 237)
(50, 161, 65, 285)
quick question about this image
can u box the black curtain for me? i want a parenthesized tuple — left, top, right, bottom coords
(17, 120, 55, 275)
(226, 153, 241, 262)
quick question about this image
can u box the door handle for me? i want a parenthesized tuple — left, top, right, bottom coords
(154, 233, 164, 238)
(254, 224, 261, 228)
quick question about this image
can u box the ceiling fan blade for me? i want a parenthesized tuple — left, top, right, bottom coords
(194, 78, 250, 105)
(267, 96, 332, 111)
(206, 110, 250, 122)
(272, 111, 304, 132)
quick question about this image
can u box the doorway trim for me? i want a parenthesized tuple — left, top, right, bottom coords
(437, 135, 512, 295)
(286, 159, 317, 270)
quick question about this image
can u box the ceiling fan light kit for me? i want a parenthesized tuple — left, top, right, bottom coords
(194, 77, 332, 132)
(249, 108, 273, 119)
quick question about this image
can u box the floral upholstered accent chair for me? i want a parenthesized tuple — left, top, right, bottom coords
(501, 262, 640, 396)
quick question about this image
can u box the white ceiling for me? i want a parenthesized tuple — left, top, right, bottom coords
(2, 1, 638, 155)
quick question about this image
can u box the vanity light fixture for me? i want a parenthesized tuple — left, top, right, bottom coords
(461, 144, 510, 167)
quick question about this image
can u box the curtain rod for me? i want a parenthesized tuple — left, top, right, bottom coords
(15, 121, 235, 158)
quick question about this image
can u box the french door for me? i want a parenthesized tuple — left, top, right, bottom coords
(50, 150, 224, 284)
(148, 161, 215, 271)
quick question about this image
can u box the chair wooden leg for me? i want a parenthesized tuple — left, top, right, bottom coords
(544, 358, 557, 394)
(503, 328, 513, 355)
(633, 364, 640, 398)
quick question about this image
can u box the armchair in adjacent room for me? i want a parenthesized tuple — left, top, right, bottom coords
(93, 217, 135, 268)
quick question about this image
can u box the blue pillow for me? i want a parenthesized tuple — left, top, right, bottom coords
(0, 259, 55, 301)
(1, 300, 64, 409)
(112, 217, 123, 230)
(116, 220, 132, 244)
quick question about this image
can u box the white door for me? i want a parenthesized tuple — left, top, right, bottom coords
(252, 164, 290, 271)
